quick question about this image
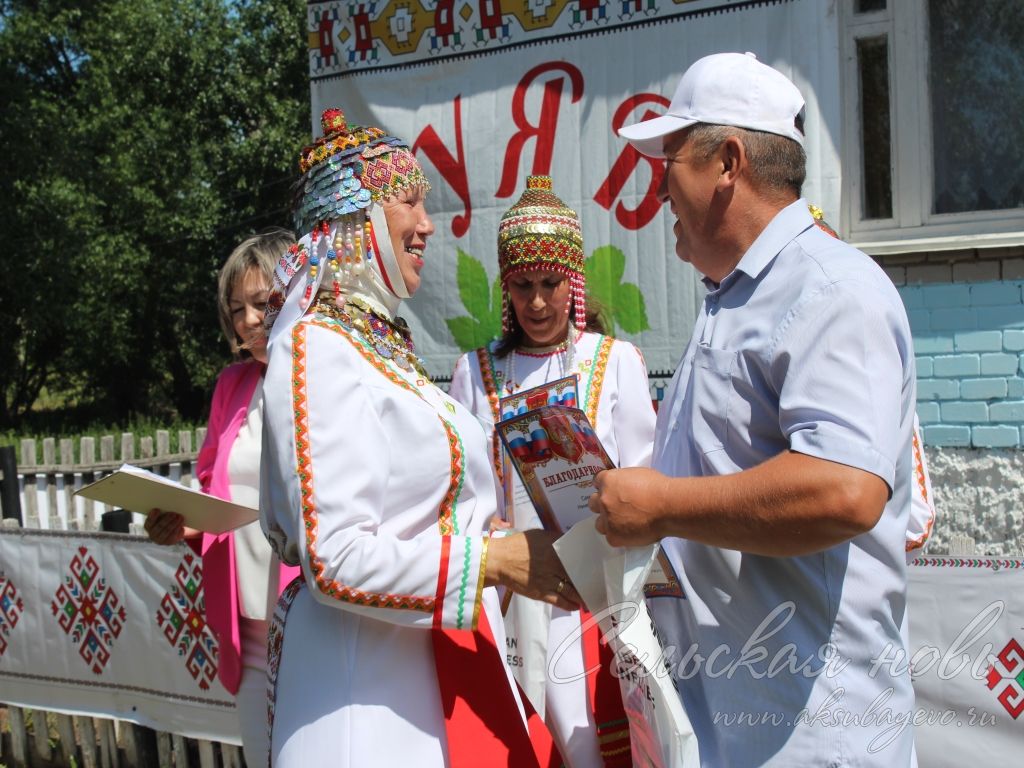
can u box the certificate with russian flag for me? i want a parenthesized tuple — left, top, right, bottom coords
(496, 391, 614, 534)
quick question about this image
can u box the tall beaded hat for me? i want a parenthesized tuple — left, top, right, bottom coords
(498, 175, 586, 333)
(265, 108, 430, 330)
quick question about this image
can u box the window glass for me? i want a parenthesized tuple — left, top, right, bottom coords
(929, 0, 1024, 214)
(855, 0, 886, 13)
(857, 36, 893, 220)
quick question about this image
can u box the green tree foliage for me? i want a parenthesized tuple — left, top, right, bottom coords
(0, 0, 308, 429)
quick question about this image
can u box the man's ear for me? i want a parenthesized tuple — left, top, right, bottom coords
(717, 135, 746, 191)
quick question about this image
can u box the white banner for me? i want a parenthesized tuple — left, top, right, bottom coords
(907, 557, 1023, 766)
(0, 529, 239, 744)
(306, 0, 843, 379)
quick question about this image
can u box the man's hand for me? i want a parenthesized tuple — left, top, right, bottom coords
(590, 467, 671, 547)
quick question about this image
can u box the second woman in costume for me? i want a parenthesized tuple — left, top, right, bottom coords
(449, 175, 657, 768)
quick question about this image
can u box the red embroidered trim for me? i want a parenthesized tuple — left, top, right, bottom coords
(476, 347, 504, 487)
(585, 336, 615, 428)
(433, 535, 452, 628)
(310, 317, 460, 535)
(906, 427, 936, 552)
(292, 321, 434, 613)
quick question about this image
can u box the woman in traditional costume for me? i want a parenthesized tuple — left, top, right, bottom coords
(260, 111, 577, 767)
(448, 176, 657, 768)
(144, 230, 300, 768)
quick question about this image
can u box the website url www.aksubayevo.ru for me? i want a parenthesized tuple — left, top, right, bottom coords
(714, 704, 997, 730)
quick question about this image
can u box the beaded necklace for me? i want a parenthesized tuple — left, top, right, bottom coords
(312, 296, 430, 379)
(504, 326, 575, 395)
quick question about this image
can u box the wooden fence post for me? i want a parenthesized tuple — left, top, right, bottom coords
(80, 436, 99, 530)
(42, 438, 58, 529)
(7, 705, 30, 767)
(20, 439, 38, 528)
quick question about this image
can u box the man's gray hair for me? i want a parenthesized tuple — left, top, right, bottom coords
(688, 124, 806, 198)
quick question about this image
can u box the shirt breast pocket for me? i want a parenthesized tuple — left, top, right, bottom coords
(691, 345, 739, 454)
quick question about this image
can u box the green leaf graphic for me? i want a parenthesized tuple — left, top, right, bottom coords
(456, 249, 491, 322)
(585, 245, 650, 335)
(446, 250, 502, 351)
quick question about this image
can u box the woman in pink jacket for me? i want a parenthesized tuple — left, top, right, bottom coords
(145, 230, 299, 767)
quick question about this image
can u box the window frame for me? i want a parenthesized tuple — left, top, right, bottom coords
(840, 0, 1024, 245)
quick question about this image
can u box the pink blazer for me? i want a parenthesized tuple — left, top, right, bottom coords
(195, 360, 300, 694)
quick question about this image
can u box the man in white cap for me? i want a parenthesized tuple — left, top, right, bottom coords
(589, 53, 917, 765)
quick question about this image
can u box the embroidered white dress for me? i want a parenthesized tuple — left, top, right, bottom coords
(261, 311, 524, 766)
(449, 331, 656, 768)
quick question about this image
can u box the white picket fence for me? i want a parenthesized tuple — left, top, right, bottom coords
(0, 428, 247, 768)
(9, 429, 206, 533)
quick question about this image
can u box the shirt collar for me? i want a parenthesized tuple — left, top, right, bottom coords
(703, 198, 814, 292)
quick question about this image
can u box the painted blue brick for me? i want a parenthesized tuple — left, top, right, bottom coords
(971, 426, 1020, 448)
(1008, 379, 1024, 398)
(916, 402, 940, 423)
(954, 330, 1003, 352)
(980, 353, 1019, 375)
(906, 309, 930, 332)
(917, 379, 959, 399)
(929, 308, 977, 332)
(898, 287, 924, 309)
(977, 305, 1024, 329)
(922, 284, 971, 308)
(924, 425, 972, 446)
(932, 354, 980, 378)
(969, 282, 1023, 306)
(989, 400, 1024, 422)
(1004, 330, 1024, 352)
(901, 290, 925, 311)
(916, 357, 933, 377)
(960, 378, 1008, 400)
(913, 335, 953, 355)
(940, 401, 989, 422)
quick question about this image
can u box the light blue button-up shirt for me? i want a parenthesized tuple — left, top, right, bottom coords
(650, 200, 917, 767)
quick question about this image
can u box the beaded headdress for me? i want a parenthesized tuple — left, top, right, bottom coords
(265, 108, 430, 332)
(498, 176, 586, 333)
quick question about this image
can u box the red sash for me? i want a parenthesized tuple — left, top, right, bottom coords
(434, 612, 555, 767)
(582, 609, 632, 768)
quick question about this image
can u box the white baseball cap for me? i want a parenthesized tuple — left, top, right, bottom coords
(619, 52, 806, 157)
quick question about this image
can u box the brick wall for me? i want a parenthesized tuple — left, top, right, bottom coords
(880, 247, 1024, 448)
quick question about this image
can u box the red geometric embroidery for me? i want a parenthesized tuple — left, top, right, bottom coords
(156, 551, 219, 690)
(50, 546, 126, 674)
(0, 570, 24, 657)
(985, 637, 1024, 719)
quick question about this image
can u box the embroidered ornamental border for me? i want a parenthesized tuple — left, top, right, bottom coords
(308, 315, 464, 537)
(907, 428, 935, 553)
(911, 558, 1024, 570)
(584, 335, 615, 428)
(291, 321, 435, 613)
(308, 0, 797, 81)
(476, 347, 504, 486)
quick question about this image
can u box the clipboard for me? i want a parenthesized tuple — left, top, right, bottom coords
(75, 464, 259, 534)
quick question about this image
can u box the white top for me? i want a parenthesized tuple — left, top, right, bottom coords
(651, 200, 917, 767)
(449, 331, 657, 521)
(227, 378, 275, 621)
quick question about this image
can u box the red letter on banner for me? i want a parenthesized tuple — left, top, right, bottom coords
(411, 97, 471, 239)
(497, 62, 584, 199)
(413, 95, 472, 238)
(594, 93, 671, 231)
